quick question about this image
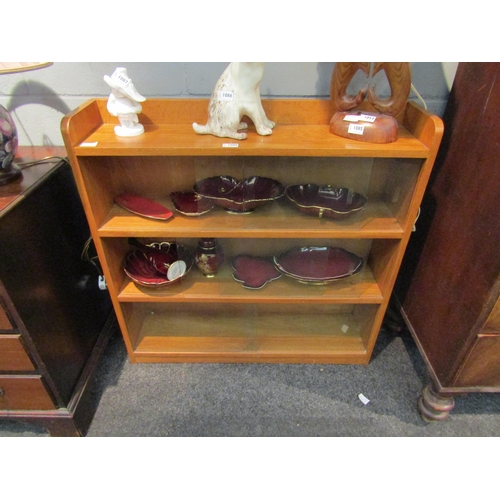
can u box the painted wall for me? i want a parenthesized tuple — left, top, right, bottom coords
(0, 62, 455, 147)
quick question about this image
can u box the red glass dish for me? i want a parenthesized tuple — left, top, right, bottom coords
(273, 246, 363, 284)
(123, 241, 194, 287)
(115, 193, 173, 220)
(127, 238, 176, 274)
(285, 184, 367, 219)
(232, 255, 282, 289)
(169, 191, 215, 216)
(193, 175, 285, 213)
(124, 251, 170, 286)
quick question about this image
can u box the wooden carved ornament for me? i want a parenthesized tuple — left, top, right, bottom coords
(329, 62, 411, 144)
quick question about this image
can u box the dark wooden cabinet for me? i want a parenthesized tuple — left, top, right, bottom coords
(0, 148, 114, 436)
(394, 63, 500, 421)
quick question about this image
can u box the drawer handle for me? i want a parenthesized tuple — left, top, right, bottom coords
(0, 387, 4, 396)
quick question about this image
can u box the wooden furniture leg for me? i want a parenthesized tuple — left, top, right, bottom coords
(418, 381, 455, 422)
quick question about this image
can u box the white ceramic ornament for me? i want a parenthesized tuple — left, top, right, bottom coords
(104, 67, 146, 137)
(193, 62, 275, 140)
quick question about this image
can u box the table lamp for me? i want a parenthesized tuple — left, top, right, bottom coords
(0, 62, 52, 186)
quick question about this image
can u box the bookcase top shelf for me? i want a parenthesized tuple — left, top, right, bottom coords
(63, 98, 438, 159)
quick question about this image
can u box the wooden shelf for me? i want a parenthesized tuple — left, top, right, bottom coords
(64, 98, 434, 159)
(99, 199, 403, 239)
(75, 123, 431, 159)
(118, 265, 383, 304)
(133, 309, 369, 364)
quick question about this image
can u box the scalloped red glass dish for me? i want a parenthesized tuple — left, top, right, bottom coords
(123, 242, 194, 287)
(193, 175, 285, 213)
(285, 184, 367, 220)
(232, 255, 282, 290)
(169, 191, 216, 216)
(273, 246, 364, 284)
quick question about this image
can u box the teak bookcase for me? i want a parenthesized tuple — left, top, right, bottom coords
(62, 98, 443, 364)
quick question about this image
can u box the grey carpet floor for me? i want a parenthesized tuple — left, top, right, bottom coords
(1, 327, 500, 437)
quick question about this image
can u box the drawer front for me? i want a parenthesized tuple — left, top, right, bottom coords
(0, 375, 56, 410)
(0, 335, 35, 371)
(454, 334, 500, 387)
(0, 305, 13, 330)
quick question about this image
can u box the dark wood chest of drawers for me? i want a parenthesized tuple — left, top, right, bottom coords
(394, 63, 500, 420)
(0, 148, 113, 436)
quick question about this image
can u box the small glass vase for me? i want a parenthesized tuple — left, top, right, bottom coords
(195, 238, 224, 278)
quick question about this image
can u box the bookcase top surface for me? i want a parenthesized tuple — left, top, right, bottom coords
(63, 98, 437, 159)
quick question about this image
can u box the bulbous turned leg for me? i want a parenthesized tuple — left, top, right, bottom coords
(418, 381, 455, 422)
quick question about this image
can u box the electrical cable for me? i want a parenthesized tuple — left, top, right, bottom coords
(80, 236, 104, 277)
(16, 156, 69, 170)
(411, 83, 427, 110)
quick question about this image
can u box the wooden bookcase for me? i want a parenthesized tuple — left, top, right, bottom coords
(62, 98, 443, 364)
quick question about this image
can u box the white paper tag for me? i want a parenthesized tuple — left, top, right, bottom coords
(222, 143, 239, 148)
(348, 123, 365, 135)
(359, 114, 376, 123)
(218, 91, 234, 101)
(358, 393, 370, 405)
(167, 260, 186, 281)
(343, 115, 361, 122)
(343, 114, 376, 124)
(341, 324, 349, 333)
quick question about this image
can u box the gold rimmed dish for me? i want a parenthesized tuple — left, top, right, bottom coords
(123, 241, 194, 287)
(169, 191, 216, 216)
(232, 255, 282, 290)
(285, 184, 367, 220)
(273, 246, 364, 285)
(193, 175, 285, 214)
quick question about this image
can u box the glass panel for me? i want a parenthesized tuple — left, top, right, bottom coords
(218, 237, 374, 300)
(117, 237, 379, 304)
(130, 302, 379, 358)
(189, 156, 375, 233)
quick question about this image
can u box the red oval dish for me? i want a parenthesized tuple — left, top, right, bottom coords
(115, 193, 173, 220)
(193, 175, 285, 213)
(286, 184, 367, 219)
(273, 246, 363, 284)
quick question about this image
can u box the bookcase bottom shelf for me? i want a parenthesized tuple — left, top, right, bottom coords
(125, 304, 377, 364)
